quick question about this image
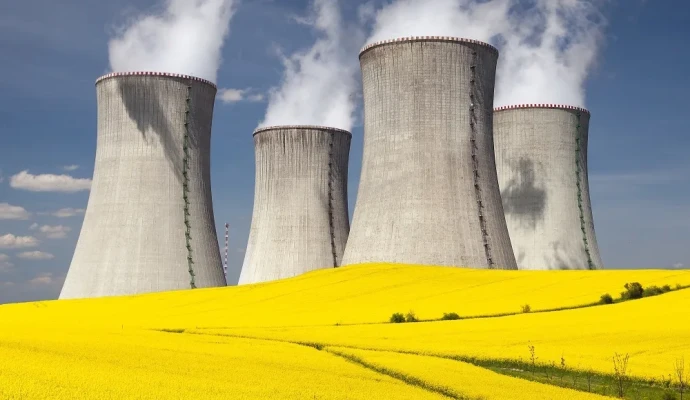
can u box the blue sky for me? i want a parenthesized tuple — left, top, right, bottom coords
(1, 0, 689, 304)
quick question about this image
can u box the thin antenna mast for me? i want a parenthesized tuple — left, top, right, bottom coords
(223, 222, 229, 283)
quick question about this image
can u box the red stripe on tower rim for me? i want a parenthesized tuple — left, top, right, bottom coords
(95, 71, 217, 89)
(494, 103, 590, 115)
(253, 125, 353, 137)
(359, 36, 498, 58)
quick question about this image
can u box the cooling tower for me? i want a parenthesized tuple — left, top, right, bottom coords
(238, 125, 351, 284)
(60, 72, 226, 299)
(342, 36, 517, 270)
(493, 104, 603, 270)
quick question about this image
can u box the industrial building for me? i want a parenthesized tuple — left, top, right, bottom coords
(343, 36, 517, 269)
(60, 72, 226, 299)
(493, 104, 603, 270)
(239, 125, 351, 284)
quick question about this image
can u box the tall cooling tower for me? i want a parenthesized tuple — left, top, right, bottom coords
(60, 72, 226, 299)
(239, 125, 351, 284)
(342, 37, 517, 269)
(493, 104, 603, 270)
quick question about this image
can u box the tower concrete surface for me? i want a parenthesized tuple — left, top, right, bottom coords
(493, 104, 603, 270)
(239, 125, 351, 284)
(342, 36, 517, 269)
(60, 72, 226, 299)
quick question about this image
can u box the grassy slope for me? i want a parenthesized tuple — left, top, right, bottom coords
(1, 263, 688, 399)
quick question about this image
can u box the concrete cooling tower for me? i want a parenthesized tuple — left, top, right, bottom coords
(343, 37, 517, 270)
(493, 104, 603, 270)
(60, 72, 226, 299)
(239, 125, 351, 285)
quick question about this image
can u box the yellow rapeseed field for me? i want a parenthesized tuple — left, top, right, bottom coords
(2, 263, 688, 330)
(1, 263, 688, 398)
(0, 329, 442, 399)
(326, 346, 613, 400)
(195, 280, 690, 380)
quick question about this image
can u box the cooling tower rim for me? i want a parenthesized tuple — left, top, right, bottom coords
(95, 72, 217, 89)
(359, 36, 498, 57)
(494, 104, 590, 115)
(253, 125, 352, 137)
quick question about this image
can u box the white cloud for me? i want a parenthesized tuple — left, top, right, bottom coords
(52, 208, 86, 218)
(62, 165, 79, 171)
(218, 88, 265, 103)
(0, 203, 31, 220)
(108, 0, 237, 83)
(259, 0, 365, 131)
(364, 0, 608, 108)
(17, 251, 55, 260)
(673, 263, 684, 269)
(218, 88, 244, 102)
(0, 170, 4, 183)
(28, 272, 56, 285)
(0, 234, 39, 249)
(247, 93, 265, 102)
(36, 225, 71, 239)
(29, 223, 38, 230)
(10, 170, 91, 192)
(0, 253, 13, 272)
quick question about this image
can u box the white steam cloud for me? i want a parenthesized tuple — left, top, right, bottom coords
(363, 0, 607, 107)
(259, 0, 365, 132)
(365, 0, 511, 44)
(108, 0, 236, 83)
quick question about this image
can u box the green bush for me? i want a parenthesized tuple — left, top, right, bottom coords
(390, 313, 405, 323)
(621, 282, 644, 300)
(642, 285, 665, 297)
(662, 284, 672, 292)
(599, 293, 614, 304)
(405, 311, 419, 323)
(441, 312, 461, 320)
(521, 304, 531, 313)
(661, 391, 678, 400)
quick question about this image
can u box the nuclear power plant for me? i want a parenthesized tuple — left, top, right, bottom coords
(342, 37, 517, 269)
(60, 72, 226, 299)
(57, 38, 608, 297)
(238, 125, 351, 285)
(493, 104, 603, 270)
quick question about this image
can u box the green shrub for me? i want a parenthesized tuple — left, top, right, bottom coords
(521, 304, 531, 313)
(621, 282, 644, 300)
(661, 391, 678, 400)
(642, 285, 665, 297)
(441, 312, 461, 320)
(390, 313, 405, 323)
(599, 293, 614, 304)
(662, 285, 672, 292)
(405, 311, 418, 323)
(677, 284, 683, 290)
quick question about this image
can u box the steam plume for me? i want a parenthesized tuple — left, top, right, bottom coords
(108, 0, 236, 84)
(496, 0, 606, 107)
(259, 0, 365, 132)
(365, 0, 511, 44)
(364, 0, 607, 107)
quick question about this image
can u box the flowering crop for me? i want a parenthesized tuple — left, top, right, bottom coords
(201, 287, 690, 380)
(0, 329, 440, 399)
(0, 263, 688, 398)
(2, 263, 687, 330)
(327, 346, 613, 400)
